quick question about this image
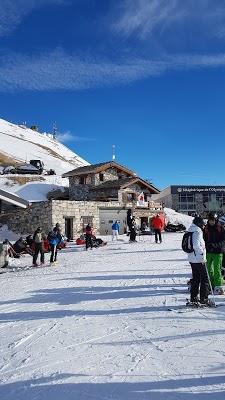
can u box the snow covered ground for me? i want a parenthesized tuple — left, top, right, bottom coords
(1, 231, 225, 400)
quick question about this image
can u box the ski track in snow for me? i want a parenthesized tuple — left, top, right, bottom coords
(1, 233, 225, 399)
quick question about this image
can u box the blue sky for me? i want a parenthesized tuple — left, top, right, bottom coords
(1, 0, 225, 190)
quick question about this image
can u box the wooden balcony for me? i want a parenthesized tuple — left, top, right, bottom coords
(135, 201, 163, 211)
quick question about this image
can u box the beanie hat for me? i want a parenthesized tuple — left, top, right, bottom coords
(193, 216, 204, 228)
(208, 212, 216, 220)
(219, 215, 225, 224)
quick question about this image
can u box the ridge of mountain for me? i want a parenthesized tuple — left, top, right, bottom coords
(0, 117, 90, 201)
(0, 117, 89, 175)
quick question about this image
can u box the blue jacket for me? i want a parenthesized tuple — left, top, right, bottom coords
(48, 231, 61, 245)
(112, 222, 119, 231)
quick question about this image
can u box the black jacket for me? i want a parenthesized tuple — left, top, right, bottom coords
(203, 223, 225, 254)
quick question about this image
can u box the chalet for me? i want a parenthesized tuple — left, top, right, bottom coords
(1, 161, 163, 239)
(62, 161, 162, 236)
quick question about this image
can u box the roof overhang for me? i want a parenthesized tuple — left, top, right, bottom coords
(62, 161, 137, 178)
(0, 189, 29, 209)
(120, 178, 160, 194)
(93, 162, 136, 176)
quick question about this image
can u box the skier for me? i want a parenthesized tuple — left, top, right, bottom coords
(187, 216, 213, 307)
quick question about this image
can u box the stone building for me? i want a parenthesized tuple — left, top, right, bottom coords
(1, 161, 163, 239)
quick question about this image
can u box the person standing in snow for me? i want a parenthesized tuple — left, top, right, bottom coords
(151, 214, 163, 243)
(203, 212, 225, 295)
(129, 217, 137, 242)
(186, 216, 213, 306)
(127, 209, 137, 242)
(85, 223, 93, 250)
(47, 228, 62, 266)
(218, 215, 225, 280)
(32, 227, 45, 266)
(53, 222, 61, 234)
(111, 220, 119, 241)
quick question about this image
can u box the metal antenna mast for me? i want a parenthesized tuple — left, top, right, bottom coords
(53, 122, 57, 139)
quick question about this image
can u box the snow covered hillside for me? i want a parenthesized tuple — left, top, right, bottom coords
(0, 117, 89, 201)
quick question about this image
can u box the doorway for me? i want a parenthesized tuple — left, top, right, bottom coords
(65, 218, 73, 241)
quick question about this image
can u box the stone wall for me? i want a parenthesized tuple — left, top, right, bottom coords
(1, 200, 129, 238)
(68, 167, 132, 201)
(2, 201, 53, 235)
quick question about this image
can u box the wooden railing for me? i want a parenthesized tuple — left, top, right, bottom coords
(135, 201, 163, 211)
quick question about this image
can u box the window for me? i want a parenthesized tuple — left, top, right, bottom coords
(127, 192, 136, 202)
(203, 193, 211, 204)
(178, 194, 196, 210)
(79, 176, 86, 184)
(216, 193, 225, 206)
(99, 173, 104, 182)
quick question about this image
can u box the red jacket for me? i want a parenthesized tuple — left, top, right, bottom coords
(152, 216, 163, 230)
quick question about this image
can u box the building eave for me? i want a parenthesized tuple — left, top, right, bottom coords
(0, 189, 29, 209)
(62, 161, 136, 178)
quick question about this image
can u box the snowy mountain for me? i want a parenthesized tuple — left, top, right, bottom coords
(0, 117, 89, 201)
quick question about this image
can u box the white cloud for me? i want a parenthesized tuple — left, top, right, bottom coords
(57, 130, 92, 143)
(0, 48, 225, 92)
(111, 0, 225, 41)
(0, 0, 67, 36)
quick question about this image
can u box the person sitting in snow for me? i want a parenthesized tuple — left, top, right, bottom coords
(13, 237, 28, 254)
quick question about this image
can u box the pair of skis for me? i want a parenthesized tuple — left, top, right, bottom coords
(169, 287, 224, 312)
(168, 302, 224, 313)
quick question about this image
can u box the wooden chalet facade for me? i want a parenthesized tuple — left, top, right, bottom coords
(62, 161, 163, 235)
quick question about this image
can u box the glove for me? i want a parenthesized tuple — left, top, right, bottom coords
(206, 244, 214, 253)
(207, 243, 220, 253)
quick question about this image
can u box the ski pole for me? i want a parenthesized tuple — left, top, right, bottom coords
(205, 263, 215, 304)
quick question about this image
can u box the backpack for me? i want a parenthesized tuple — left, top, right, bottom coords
(181, 232, 194, 253)
(34, 232, 43, 243)
(47, 231, 56, 241)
